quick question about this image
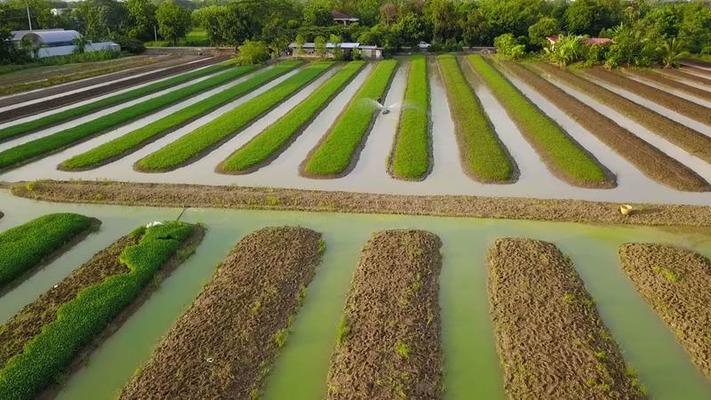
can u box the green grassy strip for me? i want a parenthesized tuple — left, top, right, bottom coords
(0, 62, 235, 142)
(467, 55, 609, 187)
(389, 55, 431, 180)
(302, 60, 399, 176)
(0, 65, 256, 171)
(0, 221, 195, 400)
(0, 213, 94, 290)
(60, 61, 302, 171)
(136, 61, 335, 172)
(219, 61, 365, 173)
(438, 55, 514, 182)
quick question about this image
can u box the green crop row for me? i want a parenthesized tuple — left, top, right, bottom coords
(0, 62, 235, 142)
(0, 213, 95, 290)
(437, 55, 513, 182)
(302, 60, 398, 177)
(0, 221, 196, 400)
(136, 61, 335, 172)
(219, 61, 365, 173)
(389, 56, 431, 180)
(60, 61, 302, 171)
(467, 55, 609, 187)
(0, 65, 256, 171)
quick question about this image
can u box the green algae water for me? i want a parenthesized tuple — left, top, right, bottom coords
(0, 190, 709, 400)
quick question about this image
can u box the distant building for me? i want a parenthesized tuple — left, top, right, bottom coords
(546, 35, 613, 46)
(10, 29, 120, 58)
(331, 10, 359, 25)
(288, 42, 383, 60)
(50, 8, 71, 16)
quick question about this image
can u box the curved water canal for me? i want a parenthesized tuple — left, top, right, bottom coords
(0, 190, 709, 399)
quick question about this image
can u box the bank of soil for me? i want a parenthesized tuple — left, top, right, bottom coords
(488, 238, 646, 399)
(120, 226, 322, 400)
(665, 69, 711, 86)
(327, 230, 442, 400)
(626, 69, 711, 102)
(619, 243, 711, 380)
(509, 62, 710, 192)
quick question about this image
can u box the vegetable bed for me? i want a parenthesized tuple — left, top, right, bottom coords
(302, 60, 398, 177)
(0, 221, 201, 400)
(467, 55, 612, 188)
(136, 62, 334, 172)
(219, 61, 365, 174)
(437, 55, 514, 182)
(389, 55, 431, 180)
(0, 65, 255, 172)
(0, 213, 96, 290)
(60, 61, 301, 171)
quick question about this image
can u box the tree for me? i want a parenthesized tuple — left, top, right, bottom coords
(565, 0, 623, 36)
(126, 0, 156, 40)
(314, 35, 326, 58)
(657, 37, 689, 68)
(494, 33, 525, 60)
(304, 0, 334, 26)
(295, 33, 305, 55)
(236, 40, 271, 65)
(427, 0, 461, 44)
(156, 0, 191, 45)
(462, 8, 490, 46)
(329, 33, 343, 60)
(544, 34, 584, 66)
(528, 17, 558, 49)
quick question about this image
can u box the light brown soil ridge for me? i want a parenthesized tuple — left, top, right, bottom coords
(626, 69, 711, 102)
(618, 243, 711, 380)
(508, 62, 710, 192)
(488, 238, 646, 399)
(119, 226, 323, 400)
(534, 63, 711, 163)
(585, 66, 711, 125)
(327, 230, 442, 400)
(665, 68, 711, 86)
(9, 180, 711, 228)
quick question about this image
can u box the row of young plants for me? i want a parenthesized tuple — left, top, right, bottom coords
(437, 54, 514, 183)
(0, 213, 96, 290)
(301, 60, 398, 177)
(0, 65, 256, 172)
(136, 61, 335, 172)
(218, 61, 366, 174)
(0, 221, 200, 400)
(0, 60, 234, 142)
(467, 55, 612, 188)
(388, 55, 431, 181)
(60, 61, 303, 171)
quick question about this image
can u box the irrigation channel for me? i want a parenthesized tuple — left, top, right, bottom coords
(0, 190, 710, 399)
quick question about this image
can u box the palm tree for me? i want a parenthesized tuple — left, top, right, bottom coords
(657, 37, 689, 68)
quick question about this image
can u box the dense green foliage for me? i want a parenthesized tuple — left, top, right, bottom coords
(236, 40, 271, 65)
(0, 65, 253, 171)
(0, 63, 233, 142)
(221, 61, 365, 173)
(0, 221, 194, 400)
(467, 55, 608, 186)
(137, 62, 334, 172)
(0, 213, 94, 289)
(61, 62, 302, 170)
(438, 55, 513, 182)
(390, 55, 430, 180)
(302, 59, 398, 176)
(156, 0, 191, 45)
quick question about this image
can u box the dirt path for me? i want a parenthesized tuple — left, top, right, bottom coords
(488, 238, 646, 399)
(619, 243, 711, 380)
(120, 226, 322, 400)
(327, 230, 442, 400)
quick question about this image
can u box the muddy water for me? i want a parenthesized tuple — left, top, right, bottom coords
(0, 191, 709, 399)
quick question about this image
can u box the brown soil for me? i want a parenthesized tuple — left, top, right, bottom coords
(663, 68, 711, 87)
(534, 63, 711, 163)
(0, 56, 224, 125)
(509, 62, 710, 192)
(618, 243, 711, 380)
(626, 69, 711, 102)
(327, 230, 442, 400)
(10, 180, 711, 228)
(680, 59, 711, 72)
(488, 238, 646, 399)
(585, 66, 711, 125)
(119, 226, 322, 400)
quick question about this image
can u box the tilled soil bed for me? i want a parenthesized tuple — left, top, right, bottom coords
(626, 69, 711, 102)
(665, 69, 711, 86)
(327, 230, 442, 400)
(488, 238, 646, 399)
(619, 243, 711, 380)
(120, 226, 323, 400)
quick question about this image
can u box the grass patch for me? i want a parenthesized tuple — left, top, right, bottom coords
(389, 55, 431, 180)
(0, 213, 94, 290)
(437, 54, 514, 182)
(0, 65, 254, 171)
(60, 61, 301, 170)
(0, 62, 235, 142)
(136, 61, 334, 172)
(467, 55, 610, 187)
(219, 61, 365, 173)
(0, 221, 195, 400)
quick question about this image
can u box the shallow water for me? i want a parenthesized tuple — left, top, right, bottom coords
(0, 191, 710, 399)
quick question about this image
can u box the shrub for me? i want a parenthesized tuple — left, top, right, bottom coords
(494, 34, 526, 60)
(236, 40, 271, 65)
(114, 36, 146, 54)
(545, 34, 585, 66)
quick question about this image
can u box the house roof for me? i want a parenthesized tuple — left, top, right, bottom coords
(331, 10, 359, 21)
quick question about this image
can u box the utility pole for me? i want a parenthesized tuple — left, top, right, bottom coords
(26, 1, 33, 31)
(154, 25, 157, 42)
